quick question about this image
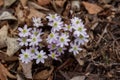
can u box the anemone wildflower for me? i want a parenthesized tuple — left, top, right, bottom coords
(18, 25, 32, 37)
(64, 24, 73, 32)
(69, 42, 82, 56)
(29, 34, 42, 46)
(34, 50, 48, 64)
(71, 17, 82, 26)
(56, 47, 66, 55)
(57, 33, 70, 47)
(46, 32, 58, 44)
(48, 43, 57, 51)
(32, 28, 43, 36)
(75, 33, 89, 45)
(46, 14, 61, 21)
(32, 17, 43, 27)
(19, 49, 32, 64)
(48, 20, 63, 32)
(18, 37, 29, 46)
(48, 51, 59, 60)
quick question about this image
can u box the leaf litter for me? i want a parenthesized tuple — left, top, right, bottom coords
(0, 0, 120, 80)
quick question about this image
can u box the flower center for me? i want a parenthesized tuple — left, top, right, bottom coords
(53, 22, 58, 27)
(67, 25, 71, 29)
(31, 49, 35, 53)
(79, 35, 83, 39)
(60, 38, 65, 42)
(22, 38, 26, 42)
(50, 33, 54, 38)
(76, 20, 79, 24)
(32, 37, 36, 42)
(23, 29, 27, 34)
(52, 15, 55, 19)
(78, 27, 82, 31)
(38, 54, 42, 58)
(73, 46, 77, 51)
(51, 53, 55, 58)
(24, 53, 28, 58)
(58, 48, 62, 52)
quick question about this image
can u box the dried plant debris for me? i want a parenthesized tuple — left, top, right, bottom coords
(20, 61, 32, 79)
(4, 0, 16, 7)
(0, 24, 8, 49)
(6, 37, 21, 56)
(0, 11, 17, 20)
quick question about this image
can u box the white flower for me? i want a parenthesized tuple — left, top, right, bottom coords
(17, 37, 29, 46)
(73, 24, 86, 37)
(75, 33, 89, 45)
(48, 51, 59, 60)
(34, 50, 48, 64)
(48, 20, 63, 32)
(69, 42, 82, 56)
(48, 44, 57, 51)
(29, 34, 42, 46)
(57, 33, 70, 47)
(29, 47, 38, 59)
(56, 47, 66, 55)
(64, 24, 73, 32)
(46, 14, 61, 21)
(32, 28, 43, 36)
(18, 25, 32, 37)
(32, 17, 43, 27)
(46, 32, 58, 44)
(71, 17, 82, 26)
(19, 49, 32, 64)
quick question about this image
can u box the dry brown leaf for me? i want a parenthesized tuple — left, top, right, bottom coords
(15, 4, 25, 24)
(55, 0, 66, 7)
(28, 1, 49, 11)
(0, 24, 8, 49)
(20, 62, 32, 79)
(0, 63, 16, 79)
(6, 37, 21, 56)
(28, 7, 46, 19)
(0, 11, 17, 20)
(71, 0, 80, 12)
(82, 1, 103, 14)
(70, 76, 86, 80)
(4, 0, 16, 7)
(16, 73, 25, 80)
(0, 63, 7, 80)
(0, 0, 3, 6)
(37, 0, 51, 6)
(20, 0, 27, 8)
(34, 66, 54, 80)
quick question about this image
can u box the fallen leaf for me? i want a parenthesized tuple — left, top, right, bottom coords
(71, 0, 80, 12)
(0, 63, 7, 80)
(0, 0, 3, 7)
(20, 0, 27, 8)
(55, 0, 66, 7)
(16, 73, 25, 80)
(0, 11, 17, 20)
(101, 0, 112, 4)
(28, 7, 46, 19)
(4, 0, 16, 7)
(28, 1, 49, 11)
(37, 0, 51, 6)
(20, 62, 32, 79)
(6, 37, 21, 56)
(0, 63, 16, 79)
(82, 1, 103, 14)
(0, 24, 8, 49)
(33, 66, 54, 80)
(70, 76, 86, 80)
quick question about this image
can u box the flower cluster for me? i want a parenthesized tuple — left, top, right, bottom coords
(18, 14, 89, 64)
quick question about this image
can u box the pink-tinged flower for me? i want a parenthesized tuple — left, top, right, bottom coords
(71, 17, 82, 26)
(19, 49, 33, 64)
(56, 47, 67, 55)
(17, 37, 29, 46)
(75, 33, 89, 45)
(46, 14, 61, 21)
(28, 34, 42, 46)
(18, 25, 32, 37)
(57, 33, 70, 47)
(28, 47, 38, 59)
(34, 50, 48, 64)
(48, 51, 59, 60)
(32, 17, 43, 27)
(69, 42, 82, 56)
(73, 24, 86, 37)
(46, 32, 58, 44)
(32, 28, 43, 36)
(48, 20, 63, 32)
(64, 24, 73, 32)
(48, 44, 57, 51)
